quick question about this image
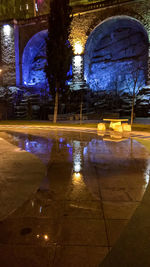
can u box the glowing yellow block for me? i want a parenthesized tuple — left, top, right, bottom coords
(97, 132, 105, 137)
(122, 124, 131, 132)
(97, 123, 106, 131)
(110, 121, 121, 130)
(114, 125, 123, 132)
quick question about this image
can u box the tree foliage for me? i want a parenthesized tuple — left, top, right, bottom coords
(125, 61, 148, 124)
(45, 0, 72, 98)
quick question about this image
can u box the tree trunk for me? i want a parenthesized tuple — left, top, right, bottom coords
(80, 101, 82, 125)
(53, 86, 59, 123)
(131, 92, 135, 126)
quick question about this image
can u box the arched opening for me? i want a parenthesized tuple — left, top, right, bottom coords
(22, 30, 48, 88)
(84, 16, 149, 93)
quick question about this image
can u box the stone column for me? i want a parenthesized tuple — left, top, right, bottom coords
(0, 27, 2, 85)
(14, 23, 20, 86)
(72, 55, 84, 82)
(1, 22, 16, 86)
(70, 55, 88, 90)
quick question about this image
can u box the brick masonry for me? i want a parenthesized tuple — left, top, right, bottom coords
(0, 0, 150, 86)
(0, 24, 16, 85)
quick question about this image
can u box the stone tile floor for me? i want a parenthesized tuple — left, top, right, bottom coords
(0, 128, 149, 267)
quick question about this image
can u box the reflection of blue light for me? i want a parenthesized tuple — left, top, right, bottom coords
(9, 132, 54, 165)
(83, 147, 87, 155)
(59, 138, 64, 143)
(39, 206, 42, 213)
(69, 148, 73, 155)
(59, 144, 63, 149)
(67, 143, 71, 148)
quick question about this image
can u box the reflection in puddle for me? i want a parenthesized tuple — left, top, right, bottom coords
(0, 129, 150, 266)
(73, 141, 82, 173)
(3, 130, 150, 198)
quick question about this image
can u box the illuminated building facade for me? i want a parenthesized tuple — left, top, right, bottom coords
(0, 0, 150, 98)
(0, 0, 101, 20)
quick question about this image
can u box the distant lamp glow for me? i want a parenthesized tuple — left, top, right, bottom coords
(72, 172, 82, 183)
(74, 172, 81, 179)
(74, 43, 83, 55)
(0, 69, 2, 74)
(44, 234, 49, 241)
(3, 25, 11, 36)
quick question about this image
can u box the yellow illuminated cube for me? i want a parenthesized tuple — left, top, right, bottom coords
(110, 121, 121, 130)
(97, 123, 106, 131)
(122, 124, 131, 132)
(114, 125, 123, 132)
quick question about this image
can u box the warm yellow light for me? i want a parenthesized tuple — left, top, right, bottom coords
(0, 69, 2, 74)
(74, 43, 83, 55)
(97, 123, 106, 131)
(36, 234, 40, 239)
(74, 172, 81, 179)
(110, 121, 121, 130)
(44, 234, 49, 241)
(73, 172, 82, 181)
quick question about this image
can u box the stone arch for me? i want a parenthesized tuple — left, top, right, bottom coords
(84, 15, 149, 92)
(86, 6, 149, 38)
(70, 2, 150, 53)
(22, 29, 48, 87)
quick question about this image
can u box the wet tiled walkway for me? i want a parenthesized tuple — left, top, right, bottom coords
(0, 128, 149, 267)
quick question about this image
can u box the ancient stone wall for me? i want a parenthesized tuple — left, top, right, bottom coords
(69, 0, 150, 52)
(69, 0, 150, 91)
(1, 0, 150, 88)
(84, 16, 149, 91)
(1, 24, 16, 85)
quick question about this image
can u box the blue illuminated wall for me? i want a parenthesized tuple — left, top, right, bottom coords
(84, 16, 149, 92)
(22, 30, 48, 88)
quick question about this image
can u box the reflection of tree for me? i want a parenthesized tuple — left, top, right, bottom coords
(46, 138, 72, 197)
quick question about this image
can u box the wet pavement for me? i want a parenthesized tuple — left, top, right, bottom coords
(0, 128, 149, 267)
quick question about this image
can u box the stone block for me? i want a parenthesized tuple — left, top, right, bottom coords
(114, 125, 123, 132)
(110, 121, 121, 130)
(97, 123, 106, 131)
(122, 123, 131, 132)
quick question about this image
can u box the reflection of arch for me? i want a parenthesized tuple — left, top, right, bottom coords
(84, 16, 149, 92)
(22, 30, 48, 87)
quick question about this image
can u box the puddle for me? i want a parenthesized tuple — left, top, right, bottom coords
(0, 129, 149, 266)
